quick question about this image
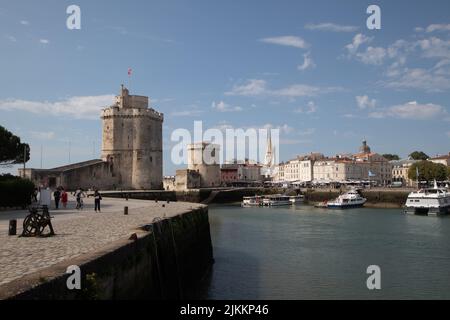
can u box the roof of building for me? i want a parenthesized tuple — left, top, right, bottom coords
(429, 152, 450, 160)
(50, 159, 104, 172)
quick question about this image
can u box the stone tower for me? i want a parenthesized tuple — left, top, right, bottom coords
(101, 85, 163, 189)
(187, 142, 221, 187)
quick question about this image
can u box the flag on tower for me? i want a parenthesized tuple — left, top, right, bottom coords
(128, 68, 132, 76)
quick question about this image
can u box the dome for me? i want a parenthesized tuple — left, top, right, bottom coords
(359, 140, 371, 154)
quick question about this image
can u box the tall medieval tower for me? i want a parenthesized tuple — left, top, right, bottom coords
(101, 85, 163, 189)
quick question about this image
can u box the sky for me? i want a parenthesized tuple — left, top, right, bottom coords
(1, 0, 450, 175)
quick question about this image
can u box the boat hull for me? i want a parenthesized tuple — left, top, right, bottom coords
(405, 205, 450, 216)
(327, 203, 365, 209)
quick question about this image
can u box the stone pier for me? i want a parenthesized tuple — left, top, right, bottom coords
(0, 196, 213, 299)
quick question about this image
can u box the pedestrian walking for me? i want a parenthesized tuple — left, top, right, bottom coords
(74, 188, 85, 210)
(94, 189, 102, 212)
(53, 188, 61, 209)
(61, 189, 68, 208)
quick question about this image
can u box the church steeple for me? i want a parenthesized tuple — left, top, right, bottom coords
(265, 130, 273, 167)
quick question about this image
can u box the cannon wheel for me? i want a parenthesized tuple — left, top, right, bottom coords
(22, 213, 43, 237)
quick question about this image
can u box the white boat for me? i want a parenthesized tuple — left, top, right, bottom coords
(404, 181, 450, 216)
(289, 195, 304, 204)
(326, 189, 366, 209)
(241, 195, 264, 207)
(263, 194, 291, 206)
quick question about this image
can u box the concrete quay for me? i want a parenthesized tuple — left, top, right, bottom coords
(0, 196, 213, 299)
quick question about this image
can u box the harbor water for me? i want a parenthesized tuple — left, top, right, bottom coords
(202, 204, 450, 299)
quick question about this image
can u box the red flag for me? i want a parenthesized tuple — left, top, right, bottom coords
(128, 68, 132, 76)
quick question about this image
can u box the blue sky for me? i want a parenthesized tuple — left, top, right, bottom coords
(1, 0, 450, 175)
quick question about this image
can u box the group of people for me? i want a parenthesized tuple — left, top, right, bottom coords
(34, 186, 102, 212)
(52, 187, 69, 209)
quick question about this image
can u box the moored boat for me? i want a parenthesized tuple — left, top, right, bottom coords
(263, 194, 291, 206)
(241, 195, 264, 207)
(404, 181, 450, 216)
(289, 195, 304, 204)
(326, 189, 366, 209)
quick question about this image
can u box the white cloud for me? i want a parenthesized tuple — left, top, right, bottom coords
(416, 37, 450, 58)
(226, 79, 340, 98)
(170, 105, 204, 116)
(0, 95, 115, 120)
(298, 52, 316, 71)
(384, 67, 450, 92)
(425, 24, 450, 33)
(20, 20, 29, 25)
(273, 84, 321, 97)
(6, 35, 17, 42)
(211, 101, 242, 112)
(369, 101, 447, 120)
(30, 131, 55, 140)
(294, 101, 317, 114)
(356, 95, 376, 109)
(305, 22, 358, 33)
(298, 128, 315, 136)
(345, 33, 372, 54)
(225, 79, 267, 96)
(260, 36, 309, 49)
(273, 84, 341, 98)
(356, 46, 386, 65)
(39, 39, 49, 44)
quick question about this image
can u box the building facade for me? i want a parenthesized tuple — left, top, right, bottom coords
(429, 152, 450, 167)
(390, 159, 418, 187)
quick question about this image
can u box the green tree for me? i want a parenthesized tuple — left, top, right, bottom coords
(0, 125, 30, 166)
(408, 161, 448, 182)
(382, 154, 400, 161)
(409, 151, 429, 160)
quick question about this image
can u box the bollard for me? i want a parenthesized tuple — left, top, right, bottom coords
(9, 220, 17, 236)
(124, 206, 128, 215)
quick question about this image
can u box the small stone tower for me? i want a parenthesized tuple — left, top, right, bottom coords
(187, 142, 221, 187)
(101, 85, 163, 189)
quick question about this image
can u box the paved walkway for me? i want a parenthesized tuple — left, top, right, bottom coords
(0, 196, 204, 286)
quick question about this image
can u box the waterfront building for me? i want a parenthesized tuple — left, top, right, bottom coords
(390, 159, 418, 187)
(313, 157, 365, 183)
(281, 153, 325, 183)
(429, 152, 450, 167)
(352, 141, 392, 186)
(220, 159, 262, 185)
(19, 85, 164, 190)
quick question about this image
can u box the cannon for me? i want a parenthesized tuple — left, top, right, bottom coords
(21, 205, 55, 237)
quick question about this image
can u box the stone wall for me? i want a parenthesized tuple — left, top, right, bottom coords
(1, 207, 213, 300)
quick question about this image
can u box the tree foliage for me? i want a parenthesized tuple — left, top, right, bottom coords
(0, 125, 30, 166)
(382, 154, 400, 161)
(408, 151, 429, 160)
(0, 174, 35, 207)
(408, 161, 448, 182)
